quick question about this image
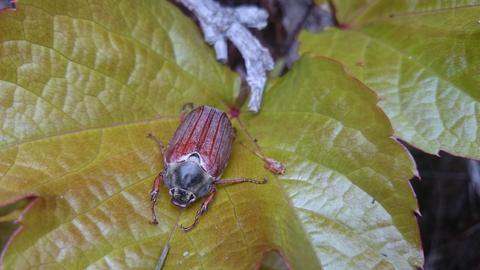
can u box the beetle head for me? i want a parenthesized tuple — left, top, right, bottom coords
(169, 187, 196, 208)
(164, 155, 212, 208)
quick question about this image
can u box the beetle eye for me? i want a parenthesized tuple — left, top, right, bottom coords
(189, 194, 195, 201)
(169, 189, 174, 196)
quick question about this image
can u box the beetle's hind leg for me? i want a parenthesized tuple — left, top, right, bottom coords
(239, 141, 286, 175)
(232, 118, 286, 175)
(150, 173, 163, 225)
(181, 187, 217, 232)
(215, 178, 267, 185)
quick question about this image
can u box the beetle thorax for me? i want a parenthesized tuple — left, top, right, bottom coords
(164, 154, 213, 208)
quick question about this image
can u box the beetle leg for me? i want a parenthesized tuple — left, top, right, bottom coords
(233, 118, 286, 175)
(238, 140, 286, 175)
(147, 133, 166, 157)
(180, 102, 195, 121)
(150, 173, 163, 225)
(234, 116, 259, 146)
(240, 141, 286, 175)
(215, 178, 267, 185)
(232, 127, 237, 140)
(181, 187, 216, 232)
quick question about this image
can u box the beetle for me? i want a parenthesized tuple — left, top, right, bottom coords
(148, 105, 270, 231)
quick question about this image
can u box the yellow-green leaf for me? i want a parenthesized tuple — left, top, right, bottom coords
(300, 1, 480, 158)
(0, 1, 422, 269)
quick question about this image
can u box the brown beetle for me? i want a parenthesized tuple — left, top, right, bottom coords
(148, 105, 277, 231)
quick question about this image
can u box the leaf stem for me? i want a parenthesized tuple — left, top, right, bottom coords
(155, 212, 182, 270)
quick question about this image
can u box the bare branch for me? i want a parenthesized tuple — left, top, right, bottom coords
(178, 0, 274, 113)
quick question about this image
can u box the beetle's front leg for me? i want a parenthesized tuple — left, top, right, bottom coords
(147, 133, 166, 157)
(181, 187, 216, 232)
(150, 173, 163, 225)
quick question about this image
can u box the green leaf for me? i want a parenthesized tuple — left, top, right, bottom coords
(0, 1, 421, 269)
(300, 1, 480, 158)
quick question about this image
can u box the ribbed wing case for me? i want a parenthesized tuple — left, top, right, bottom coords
(165, 106, 233, 178)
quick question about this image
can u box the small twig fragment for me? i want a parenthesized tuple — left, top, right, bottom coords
(155, 213, 182, 270)
(155, 243, 170, 270)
